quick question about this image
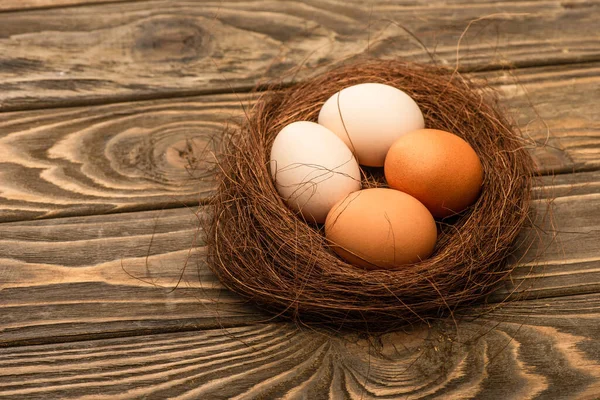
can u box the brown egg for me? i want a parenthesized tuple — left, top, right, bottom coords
(384, 129, 483, 218)
(325, 188, 437, 269)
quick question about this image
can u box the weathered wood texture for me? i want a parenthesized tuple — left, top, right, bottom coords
(495, 170, 600, 301)
(0, 93, 240, 222)
(1, 62, 599, 222)
(0, 207, 268, 347)
(2, 293, 600, 399)
(0, 0, 140, 12)
(491, 63, 600, 174)
(0, 0, 599, 110)
(1, 1, 599, 398)
(1, 170, 598, 347)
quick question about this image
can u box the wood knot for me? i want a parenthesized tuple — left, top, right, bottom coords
(165, 136, 214, 178)
(133, 17, 211, 63)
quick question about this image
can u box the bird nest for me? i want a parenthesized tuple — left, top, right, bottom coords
(207, 60, 534, 330)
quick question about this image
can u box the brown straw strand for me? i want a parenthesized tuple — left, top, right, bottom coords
(207, 60, 535, 330)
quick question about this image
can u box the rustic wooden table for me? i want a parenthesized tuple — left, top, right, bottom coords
(1, 1, 599, 398)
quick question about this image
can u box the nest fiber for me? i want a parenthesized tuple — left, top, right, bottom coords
(208, 60, 534, 329)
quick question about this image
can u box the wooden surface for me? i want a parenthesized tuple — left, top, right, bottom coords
(0, 0, 141, 12)
(4, 295, 600, 399)
(1, 0, 600, 399)
(1, 0, 600, 111)
(1, 62, 599, 222)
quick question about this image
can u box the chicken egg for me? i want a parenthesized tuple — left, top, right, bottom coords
(318, 83, 424, 167)
(270, 121, 361, 223)
(325, 188, 437, 269)
(384, 129, 484, 218)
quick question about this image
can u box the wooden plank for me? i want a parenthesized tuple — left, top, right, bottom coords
(490, 63, 600, 174)
(0, 0, 599, 111)
(2, 292, 600, 399)
(1, 62, 599, 223)
(0, 94, 244, 222)
(0, 1, 141, 12)
(1, 169, 599, 347)
(494, 169, 600, 301)
(0, 207, 268, 347)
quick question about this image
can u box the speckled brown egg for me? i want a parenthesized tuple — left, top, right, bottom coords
(324, 188, 437, 269)
(384, 129, 483, 218)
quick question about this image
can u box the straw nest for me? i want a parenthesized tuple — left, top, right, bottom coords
(207, 60, 535, 330)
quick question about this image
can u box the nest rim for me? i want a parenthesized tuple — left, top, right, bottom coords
(207, 59, 535, 330)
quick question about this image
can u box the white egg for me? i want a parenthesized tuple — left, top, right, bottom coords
(270, 121, 361, 223)
(318, 83, 424, 167)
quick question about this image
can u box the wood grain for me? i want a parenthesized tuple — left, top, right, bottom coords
(0, 0, 599, 110)
(1, 169, 599, 348)
(492, 169, 600, 301)
(1, 62, 599, 223)
(2, 293, 600, 399)
(0, 1, 598, 397)
(0, 94, 243, 222)
(490, 62, 600, 174)
(0, 1, 141, 12)
(0, 207, 268, 347)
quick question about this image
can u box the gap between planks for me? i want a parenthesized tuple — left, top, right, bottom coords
(0, 320, 272, 349)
